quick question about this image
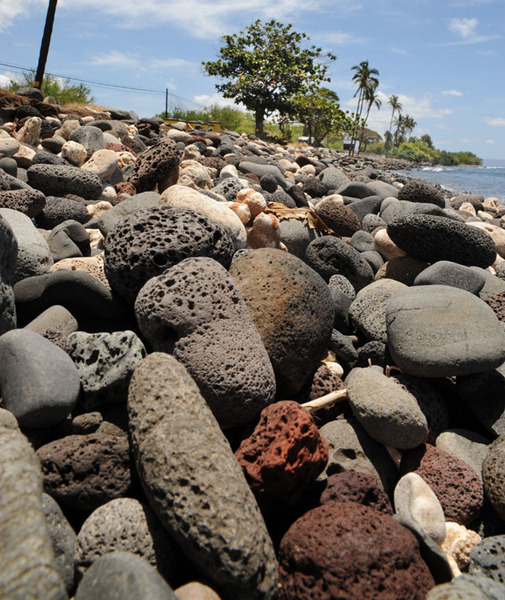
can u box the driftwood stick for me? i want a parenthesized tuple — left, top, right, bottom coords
(301, 389, 347, 413)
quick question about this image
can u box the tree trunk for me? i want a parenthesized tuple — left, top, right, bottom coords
(255, 106, 265, 139)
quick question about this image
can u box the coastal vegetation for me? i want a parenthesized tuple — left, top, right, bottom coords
(6, 69, 93, 105)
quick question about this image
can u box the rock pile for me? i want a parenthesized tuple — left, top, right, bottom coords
(1, 89, 505, 598)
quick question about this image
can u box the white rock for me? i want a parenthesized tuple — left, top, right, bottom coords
(61, 140, 87, 167)
(14, 117, 41, 146)
(467, 221, 505, 258)
(220, 164, 240, 178)
(13, 143, 36, 168)
(55, 119, 80, 140)
(459, 202, 477, 217)
(394, 472, 446, 545)
(160, 184, 246, 251)
(117, 151, 136, 168)
(178, 160, 213, 189)
(373, 228, 408, 260)
(300, 164, 316, 176)
(98, 185, 117, 203)
(81, 149, 119, 182)
(181, 144, 202, 161)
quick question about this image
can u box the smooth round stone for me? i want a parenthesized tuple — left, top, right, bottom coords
(42, 493, 77, 593)
(135, 257, 276, 427)
(345, 367, 428, 450)
(346, 195, 383, 221)
(75, 551, 178, 600)
(0, 329, 80, 428)
(128, 353, 279, 599)
(414, 260, 486, 295)
(277, 216, 322, 259)
(436, 429, 490, 482)
(175, 582, 221, 600)
(471, 267, 505, 300)
(349, 230, 375, 252)
(387, 214, 497, 268)
(305, 235, 375, 291)
(47, 219, 91, 261)
(482, 436, 505, 520)
(469, 536, 505, 585)
(319, 166, 350, 190)
(349, 285, 399, 343)
(0, 207, 53, 282)
(0, 212, 17, 334)
(77, 497, 178, 581)
(69, 125, 105, 158)
(381, 200, 446, 224)
(394, 472, 446, 544)
(336, 181, 376, 199)
(0, 426, 67, 599)
(230, 248, 334, 397)
(278, 502, 434, 600)
(367, 179, 399, 199)
(386, 285, 505, 378)
(0, 137, 21, 157)
(238, 161, 286, 188)
(81, 148, 119, 182)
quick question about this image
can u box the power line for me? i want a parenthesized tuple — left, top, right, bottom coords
(0, 60, 208, 109)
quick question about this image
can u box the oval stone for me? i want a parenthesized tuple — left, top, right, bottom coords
(386, 285, 505, 377)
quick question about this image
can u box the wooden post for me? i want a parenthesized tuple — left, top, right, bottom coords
(34, 0, 58, 90)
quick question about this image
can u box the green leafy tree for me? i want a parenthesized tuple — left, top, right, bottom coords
(202, 19, 336, 138)
(349, 60, 379, 154)
(6, 69, 93, 105)
(293, 87, 351, 146)
(420, 133, 433, 148)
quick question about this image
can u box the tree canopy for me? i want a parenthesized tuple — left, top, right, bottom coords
(6, 70, 93, 105)
(202, 19, 336, 138)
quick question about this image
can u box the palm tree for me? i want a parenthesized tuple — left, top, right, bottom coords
(403, 115, 417, 140)
(393, 113, 406, 146)
(349, 60, 379, 155)
(386, 94, 402, 155)
(360, 80, 382, 153)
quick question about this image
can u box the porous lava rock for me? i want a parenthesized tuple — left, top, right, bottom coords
(386, 285, 505, 378)
(135, 257, 276, 427)
(104, 206, 235, 304)
(301, 177, 328, 198)
(278, 501, 434, 600)
(305, 236, 375, 291)
(128, 353, 279, 600)
(400, 444, 484, 526)
(27, 164, 103, 200)
(387, 214, 497, 268)
(37, 433, 133, 511)
(0, 188, 46, 217)
(319, 471, 393, 514)
(229, 248, 334, 397)
(235, 401, 328, 508)
(397, 180, 446, 208)
(484, 290, 505, 322)
(76, 497, 178, 582)
(469, 535, 505, 584)
(482, 435, 505, 520)
(68, 330, 146, 412)
(35, 195, 90, 229)
(128, 137, 182, 192)
(314, 199, 361, 236)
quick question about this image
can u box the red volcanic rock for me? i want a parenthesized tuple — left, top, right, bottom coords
(235, 401, 328, 508)
(114, 181, 136, 196)
(279, 501, 434, 600)
(320, 471, 393, 514)
(400, 443, 484, 526)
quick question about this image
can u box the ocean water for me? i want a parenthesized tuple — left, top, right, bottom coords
(396, 159, 505, 203)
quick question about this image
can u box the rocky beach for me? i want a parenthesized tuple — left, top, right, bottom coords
(2, 87, 505, 599)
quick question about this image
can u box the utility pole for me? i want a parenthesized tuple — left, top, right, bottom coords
(34, 0, 58, 90)
(165, 88, 169, 118)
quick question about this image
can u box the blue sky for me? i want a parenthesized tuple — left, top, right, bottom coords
(0, 0, 504, 159)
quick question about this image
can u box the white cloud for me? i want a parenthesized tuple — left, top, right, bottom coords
(0, 0, 47, 32)
(0, 71, 23, 87)
(91, 51, 144, 70)
(193, 93, 247, 111)
(442, 89, 464, 97)
(449, 17, 478, 38)
(485, 139, 495, 144)
(389, 46, 409, 55)
(319, 31, 366, 45)
(484, 117, 505, 127)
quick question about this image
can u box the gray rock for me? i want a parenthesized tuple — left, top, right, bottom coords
(350, 230, 375, 253)
(436, 429, 490, 481)
(0, 329, 81, 428)
(482, 437, 505, 520)
(42, 492, 77, 593)
(319, 417, 399, 496)
(75, 551, 178, 600)
(305, 236, 375, 291)
(318, 166, 350, 190)
(361, 250, 384, 273)
(128, 353, 279, 600)
(92, 191, 160, 236)
(336, 181, 377, 199)
(328, 274, 356, 300)
(361, 213, 387, 233)
(47, 219, 91, 261)
(212, 176, 245, 201)
(427, 575, 505, 600)
(278, 216, 322, 259)
(76, 497, 179, 582)
(230, 248, 334, 397)
(104, 206, 235, 304)
(366, 180, 399, 199)
(135, 257, 275, 427)
(414, 261, 486, 295)
(349, 285, 398, 343)
(381, 200, 446, 224)
(0, 212, 17, 333)
(0, 425, 67, 599)
(471, 266, 505, 300)
(387, 215, 497, 269)
(345, 367, 428, 449)
(346, 195, 383, 221)
(397, 180, 446, 208)
(386, 285, 505, 377)
(36, 195, 90, 229)
(328, 329, 359, 365)
(128, 137, 181, 193)
(238, 161, 286, 189)
(469, 535, 505, 584)
(0, 207, 53, 282)
(28, 164, 103, 199)
(68, 330, 146, 411)
(69, 125, 104, 158)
